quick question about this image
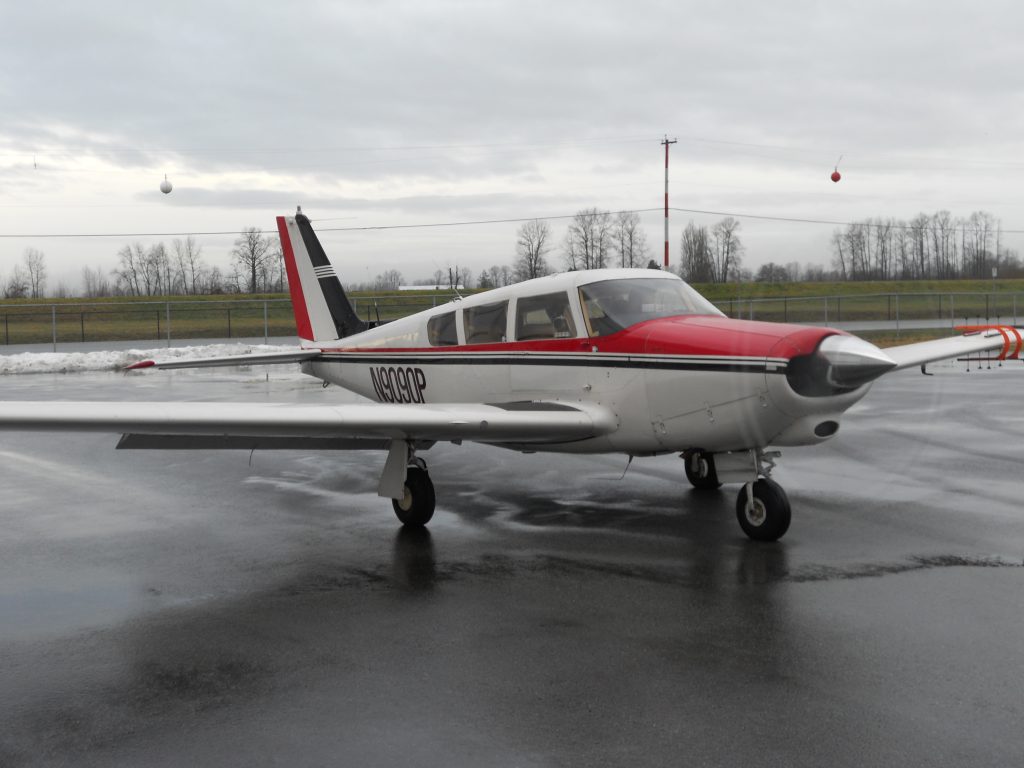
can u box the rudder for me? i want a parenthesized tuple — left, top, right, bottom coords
(276, 209, 368, 343)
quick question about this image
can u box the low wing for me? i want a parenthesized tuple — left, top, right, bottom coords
(883, 326, 1018, 371)
(126, 349, 320, 371)
(0, 400, 617, 446)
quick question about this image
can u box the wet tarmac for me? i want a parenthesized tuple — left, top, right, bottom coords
(1, 363, 1022, 767)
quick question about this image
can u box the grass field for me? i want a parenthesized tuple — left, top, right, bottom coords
(1, 280, 1021, 346)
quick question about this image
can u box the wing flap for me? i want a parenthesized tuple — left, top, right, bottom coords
(0, 400, 617, 445)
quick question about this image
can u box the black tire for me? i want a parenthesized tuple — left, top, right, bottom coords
(392, 466, 436, 527)
(735, 478, 791, 542)
(684, 451, 722, 490)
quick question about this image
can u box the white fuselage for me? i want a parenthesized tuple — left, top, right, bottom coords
(300, 270, 870, 456)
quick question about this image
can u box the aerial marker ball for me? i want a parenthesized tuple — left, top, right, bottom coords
(830, 170, 841, 183)
(160, 175, 173, 194)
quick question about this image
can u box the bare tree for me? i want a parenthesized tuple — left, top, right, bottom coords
(612, 211, 649, 268)
(172, 236, 205, 295)
(23, 248, 47, 298)
(373, 269, 403, 290)
(563, 208, 612, 270)
(447, 265, 472, 289)
(114, 243, 146, 295)
(266, 242, 286, 292)
(139, 243, 170, 295)
(514, 219, 551, 281)
(710, 217, 743, 283)
(81, 265, 112, 298)
(231, 227, 271, 294)
(678, 222, 714, 283)
(3, 265, 29, 299)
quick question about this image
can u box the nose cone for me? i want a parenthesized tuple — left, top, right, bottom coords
(817, 335, 897, 388)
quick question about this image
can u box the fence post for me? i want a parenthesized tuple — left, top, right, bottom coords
(837, 296, 842, 323)
(156, 310, 160, 340)
(166, 302, 171, 347)
(3, 314, 7, 345)
(80, 312, 85, 342)
(824, 296, 829, 325)
(264, 301, 269, 345)
(783, 298, 788, 323)
(227, 308, 232, 339)
(52, 305, 57, 352)
(895, 294, 900, 338)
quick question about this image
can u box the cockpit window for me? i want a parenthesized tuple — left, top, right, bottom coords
(579, 278, 723, 336)
(464, 300, 508, 344)
(427, 311, 458, 346)
(515, 292, 577, 340)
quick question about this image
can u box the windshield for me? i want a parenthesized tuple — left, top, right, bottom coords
(579, 277, 723, 336)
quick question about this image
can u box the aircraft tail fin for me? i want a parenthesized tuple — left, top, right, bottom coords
(276, 209, 368, 343)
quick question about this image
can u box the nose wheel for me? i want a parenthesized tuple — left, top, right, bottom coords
(736, 478, 791, 541)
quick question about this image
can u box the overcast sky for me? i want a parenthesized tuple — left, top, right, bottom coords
(2, 0, 1022, 290)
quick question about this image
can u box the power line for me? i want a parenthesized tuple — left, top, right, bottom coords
(1, 206, 1022, 240)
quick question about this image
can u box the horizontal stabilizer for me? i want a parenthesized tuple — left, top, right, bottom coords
(126, 349, 320, 371)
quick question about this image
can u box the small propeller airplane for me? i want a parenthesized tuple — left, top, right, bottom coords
(0, 209, 1019, 541)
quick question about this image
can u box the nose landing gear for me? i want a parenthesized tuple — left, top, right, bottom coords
(736, 477, 791, 541)
(682, 448, 792, 541)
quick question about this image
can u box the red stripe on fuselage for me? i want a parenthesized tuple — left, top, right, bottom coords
(277, 216, 314, 341)
(316, 316, 840, 360)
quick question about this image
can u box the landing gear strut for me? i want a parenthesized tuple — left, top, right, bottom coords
(392, 462, 436, 527)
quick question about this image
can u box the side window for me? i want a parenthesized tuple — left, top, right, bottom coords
(464, 301, 508, 344)
(515, 292, 577, 341)
(427, 311, 458, 346)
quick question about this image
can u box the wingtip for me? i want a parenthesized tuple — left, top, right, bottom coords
(125, 360, 156, 371)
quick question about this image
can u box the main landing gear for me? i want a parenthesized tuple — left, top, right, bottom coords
(684, 449, 791, 542)
(391, 460, 436, 527)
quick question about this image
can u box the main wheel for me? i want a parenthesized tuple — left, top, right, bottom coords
(392, 466, 436, 527)
(685, 450, 721, 489)
(735, 478, 791, 541)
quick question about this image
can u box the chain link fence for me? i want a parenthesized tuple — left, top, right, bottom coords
(0, 294, 463, 349)
(1, 291, 1021, 350)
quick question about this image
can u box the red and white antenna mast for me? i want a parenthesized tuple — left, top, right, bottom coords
(661, 135, 677, 268)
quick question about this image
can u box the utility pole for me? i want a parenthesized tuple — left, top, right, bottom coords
(661, 135, 677, 269)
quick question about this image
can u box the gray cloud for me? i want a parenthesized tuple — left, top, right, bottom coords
(1, 0, 1023, 283)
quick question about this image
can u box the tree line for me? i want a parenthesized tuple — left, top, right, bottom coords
(829, 210, 1022, 281)
(2, 228, 289, 300)
(3, 208, 1021, 299)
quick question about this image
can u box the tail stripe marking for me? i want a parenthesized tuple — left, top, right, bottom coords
(276, 216, 315, 341)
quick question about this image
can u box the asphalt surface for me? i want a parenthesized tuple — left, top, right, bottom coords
(0, 363, 1022, 767)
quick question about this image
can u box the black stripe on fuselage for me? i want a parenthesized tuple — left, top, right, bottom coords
(311, 352, 787, 375)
